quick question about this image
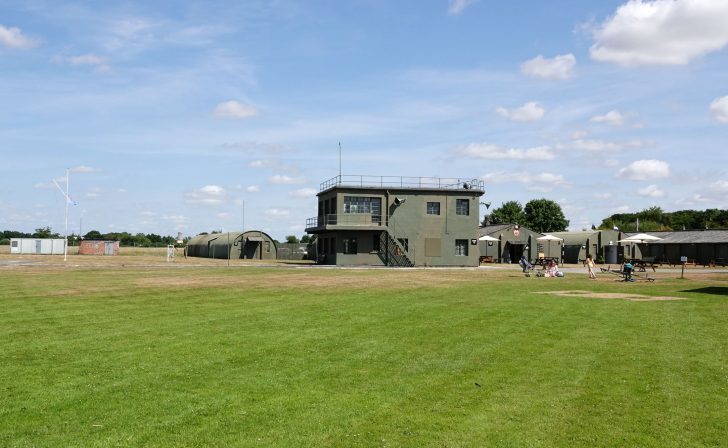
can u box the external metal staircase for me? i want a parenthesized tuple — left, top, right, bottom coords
(379, 230, 413, 267)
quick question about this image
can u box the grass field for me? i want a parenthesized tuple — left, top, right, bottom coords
(1, 258, 727, 447)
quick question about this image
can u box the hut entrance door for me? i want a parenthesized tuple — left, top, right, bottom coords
(104, 242, 115, 255)
(35, 240, 42, 254)
(243, 240, 261, 259)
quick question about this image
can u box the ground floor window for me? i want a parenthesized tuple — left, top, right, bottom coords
(455, 239, 468, 256)
(343, 238, 357, 254)
(372, 234, 381, 252)
(329, 237, 336, 255)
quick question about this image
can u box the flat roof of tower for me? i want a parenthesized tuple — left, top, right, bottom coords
(319, 175, 484, 193)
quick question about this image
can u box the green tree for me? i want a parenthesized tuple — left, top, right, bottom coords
(33, 226, 59, 238)
(489, 201, 526, 225)
(524, 199, 569, 233)
(300, 235, 312, 243)
(285, 235, 299, 244)
(84, 230, 102, 240)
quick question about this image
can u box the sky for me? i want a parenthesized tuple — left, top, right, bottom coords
(1, 0, 727, 240)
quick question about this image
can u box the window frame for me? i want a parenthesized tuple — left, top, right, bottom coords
(426, 201, 441, 215)
(455, 199, 470, 216)
(455, 239, 469, 256)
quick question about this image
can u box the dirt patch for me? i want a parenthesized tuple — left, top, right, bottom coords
(536, 290, 685, 302)
(132, 268, 480, 291)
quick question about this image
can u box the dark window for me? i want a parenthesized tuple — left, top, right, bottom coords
(343, 238, 357, 254)
(329, 238, 335, 255)
(456, 199, 469, 216)
(455, 239, 469, 256)
(426, 202, 440, 215)
(372, 234, 381, 252)
(343, 196, 381, 215)
(265, 241, 271, 253)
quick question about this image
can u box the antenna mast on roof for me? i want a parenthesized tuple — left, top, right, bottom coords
(338, 141, 342, 179)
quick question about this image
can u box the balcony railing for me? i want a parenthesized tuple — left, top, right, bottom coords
(306, 213, 383, 230)
(319, 175, 484, 192)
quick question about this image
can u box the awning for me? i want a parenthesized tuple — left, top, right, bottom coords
(246, 236, 264, 242)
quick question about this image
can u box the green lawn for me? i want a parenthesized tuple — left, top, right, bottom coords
(1, 266, 727, 447)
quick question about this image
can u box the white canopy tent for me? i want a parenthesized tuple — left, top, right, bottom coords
(536, 234, 563, 259)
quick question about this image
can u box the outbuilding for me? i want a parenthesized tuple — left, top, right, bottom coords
(78, 240, 119, 256)
(625, 229, 728, 266)
(478, 224, 543, 264)
(9, 238, 66, 255)
(186, 231, 277, 260)
(549, 229, 621, 264)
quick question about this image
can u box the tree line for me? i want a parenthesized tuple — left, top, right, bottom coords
(0, 227, 181, 247)
(485, 200, 727, 233)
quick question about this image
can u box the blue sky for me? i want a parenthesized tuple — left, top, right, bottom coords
(1, 0, 727, 239)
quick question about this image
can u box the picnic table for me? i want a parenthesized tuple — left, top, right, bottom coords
(630, 258, 658, 272)
(532, 257, 559, 266)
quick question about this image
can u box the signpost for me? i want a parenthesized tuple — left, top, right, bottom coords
(680, 255, 687, 279)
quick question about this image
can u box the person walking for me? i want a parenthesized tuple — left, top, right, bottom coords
(585, 254, 597, 279)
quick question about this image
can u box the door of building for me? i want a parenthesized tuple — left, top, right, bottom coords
(104, 242, 115, 255)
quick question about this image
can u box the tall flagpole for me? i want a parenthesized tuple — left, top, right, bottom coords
(338, 142, 342, 179)
(64, 168, 69, 262)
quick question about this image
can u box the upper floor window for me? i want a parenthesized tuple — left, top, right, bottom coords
(343, 196, 381, 215)
(426, 202, 440, 215)
(456, 199, 469, 216)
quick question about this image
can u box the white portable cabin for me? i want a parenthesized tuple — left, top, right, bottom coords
(9, 238, 66, 255)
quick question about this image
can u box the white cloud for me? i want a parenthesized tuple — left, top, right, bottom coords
(455, 143, 554, 160)
(221, 141, 293, 153)
(249, 159, 280, 169)
(571, 130, 588, 139)
(86, 187, 104, 198)
(593, 192, 613, 199)
(709, 180, 728, 193)
(496, 101, 545, 122)
(269, 174, 306, 185)
(448, 0, 478, 15)
(246, 185, 260, 193)
(590, 110, 624, 126)
(611, 205, 631, 214)
(481, 171, 568, 188)
(556, 139, 649, 153)
(0, 25, 37, 49)
(289, 188, 317, 198)
(710, 96, 728, 123)
(590, 0, 728, 66)
(637, 184, 665, 198)
(214, 100, 258, 119)
(265, 208, 290, 218)
(70, 165, 96, 173)
(520, 54, 576, 80)
(53, 53, 110, 73)
(185, 185, 227, 205)
(617, 159, 671, 180)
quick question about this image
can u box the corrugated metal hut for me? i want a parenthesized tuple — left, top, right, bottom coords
(78, 240, 119, 256)
(478, 224, 543, 264)
(186, 231, 277, 260)
(10, 238, 66, 255)
(549, 229, 621, 264)
(626, 229, 728, 265)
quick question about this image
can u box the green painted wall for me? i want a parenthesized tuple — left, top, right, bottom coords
(312, 186, 482, 266)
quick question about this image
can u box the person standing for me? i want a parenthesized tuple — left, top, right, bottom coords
(585, 254, 597, 279)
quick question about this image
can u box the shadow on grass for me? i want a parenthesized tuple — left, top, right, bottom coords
(681, 287, 728, 296)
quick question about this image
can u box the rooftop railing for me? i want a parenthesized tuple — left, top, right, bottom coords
(319, 175, 484, 192)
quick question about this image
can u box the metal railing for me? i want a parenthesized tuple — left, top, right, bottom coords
(319, 175, 484, 192)
(306, 214, 383, 230)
